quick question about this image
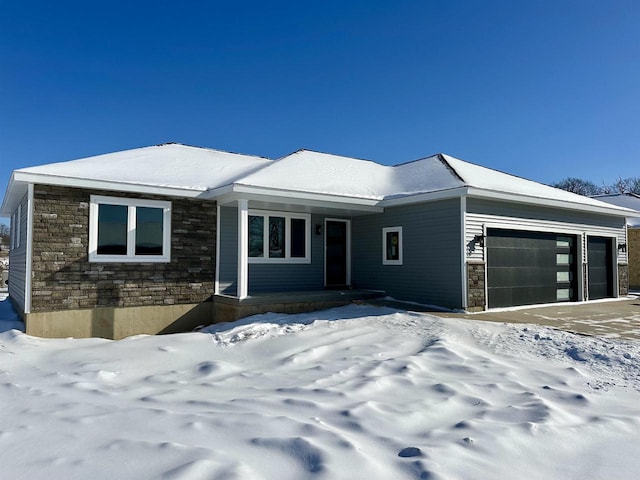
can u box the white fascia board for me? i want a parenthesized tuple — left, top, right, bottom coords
(11, 171, 208, 199)
(206, 184, 384, 213)
(380, 187, 470, 207)
(466, 187, 635, 218)
(1, 174, 24, 216)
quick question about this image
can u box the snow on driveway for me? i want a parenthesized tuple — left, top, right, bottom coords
(0, 297, 639, 479)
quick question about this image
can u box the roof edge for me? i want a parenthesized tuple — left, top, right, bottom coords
(12, 171, 209, 197)
(467, 187, 638, 217)
(206, 183, 383, 206)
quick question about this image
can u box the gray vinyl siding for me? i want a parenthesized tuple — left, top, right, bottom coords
(218, 209, 330, 294)
(8, 194, 28, 313)
(248, 214, 326, 293)
(466, 198, 627, 264)
(352, 198, 463, 309)
(218, 206, 238, 295)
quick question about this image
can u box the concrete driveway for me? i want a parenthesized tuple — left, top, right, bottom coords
(438, 294, 640, 341)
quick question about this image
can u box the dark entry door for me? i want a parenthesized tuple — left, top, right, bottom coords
(325, 220, 348, 287)
(487, 229, 578, 308)
(588, 236, 614, 300)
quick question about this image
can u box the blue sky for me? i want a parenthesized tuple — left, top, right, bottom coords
(2, 1, 639, 225)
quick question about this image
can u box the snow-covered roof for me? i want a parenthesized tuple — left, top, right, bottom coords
(2, 143, 636, 219)
(232, 150, 464, 200)
(440, 154, 633, 212)
(1, 144, 271, 214)
(17, 143, 271, 191)
(228, 149, 634, 216)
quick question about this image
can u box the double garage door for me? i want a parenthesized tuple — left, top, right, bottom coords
(486, 229, 614, 308)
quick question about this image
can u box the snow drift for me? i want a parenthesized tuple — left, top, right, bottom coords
(0, 299, 639, 479)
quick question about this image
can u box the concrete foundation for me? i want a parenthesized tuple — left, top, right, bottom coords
(25, 301, 213, 339)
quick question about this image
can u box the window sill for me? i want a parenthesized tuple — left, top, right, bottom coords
(88, 254, 171, 263)
(248, 257, 311, 265)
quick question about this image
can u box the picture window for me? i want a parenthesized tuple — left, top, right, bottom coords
(248, 210, 310, 263)
(89, 196, 171, 263)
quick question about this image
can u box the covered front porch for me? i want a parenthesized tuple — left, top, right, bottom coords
(213, 289, 384, 323)
(212, 186, 383, 296)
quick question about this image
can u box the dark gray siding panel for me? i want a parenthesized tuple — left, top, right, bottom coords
(248, 214, 327, 293)
(352, 199, 463, 309)
(218, 206, 238, 295)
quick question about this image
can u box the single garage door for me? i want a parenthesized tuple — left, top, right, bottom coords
(487, 229, 578, 308)
(587, 236, 614, 300)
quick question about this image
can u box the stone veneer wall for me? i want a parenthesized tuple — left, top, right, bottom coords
(629, 228, 640, 289)
(467, 262, 486, 311)
(31, 185, 216, 312)
(618, 263, 629, 296)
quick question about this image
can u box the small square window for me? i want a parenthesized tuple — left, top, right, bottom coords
(382, 226, 403, 265)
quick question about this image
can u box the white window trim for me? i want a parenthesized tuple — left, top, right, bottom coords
(16, 204, 21, 248)
(248, 209, 311, 264)
(89, 195, 172, 263)
(10, 213, 15, 250)
(382, 226, 403, 265)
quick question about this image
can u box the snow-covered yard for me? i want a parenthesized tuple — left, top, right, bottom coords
(1, 295, 639, 479)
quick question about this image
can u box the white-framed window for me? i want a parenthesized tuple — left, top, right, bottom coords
(10, 213, 15, 250)
(248, 210, 311, 264)
(15, 204, 21, 248)
(89, 195, 171, 263)
(382, 226, 403, 265)
(9, 205, 21, 250)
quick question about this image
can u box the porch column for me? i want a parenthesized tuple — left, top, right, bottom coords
(237, 199, 249, 299)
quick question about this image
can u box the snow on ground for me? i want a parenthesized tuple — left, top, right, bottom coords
(1, 294, 639, 479)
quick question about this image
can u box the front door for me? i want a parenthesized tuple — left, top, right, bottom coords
(587, 236, 614, 300)
(325, 219, 350, 287)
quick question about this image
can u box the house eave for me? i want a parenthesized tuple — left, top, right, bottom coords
(1, 173, 21, 216)
(466, 187, 635, 217)
(379, 186, 635, 218)
(205, 184, 384, 215)
(2, 171, 210, 215)
(380, 187, 470, 207)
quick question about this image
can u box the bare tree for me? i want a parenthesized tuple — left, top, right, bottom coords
(624, 177, 640, 194)
(553, 176, 640, 196)
(0, 223, 9, 246)
(607, 177, 640, 194)
(552, 178, 601, 196)
(612, 177, 631, 194)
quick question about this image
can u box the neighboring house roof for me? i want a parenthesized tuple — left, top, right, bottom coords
(2, 143, 637, 219)
(592, 193, 640, 226)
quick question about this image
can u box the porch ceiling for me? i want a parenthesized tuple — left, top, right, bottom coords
(215, 191, 383, 216)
